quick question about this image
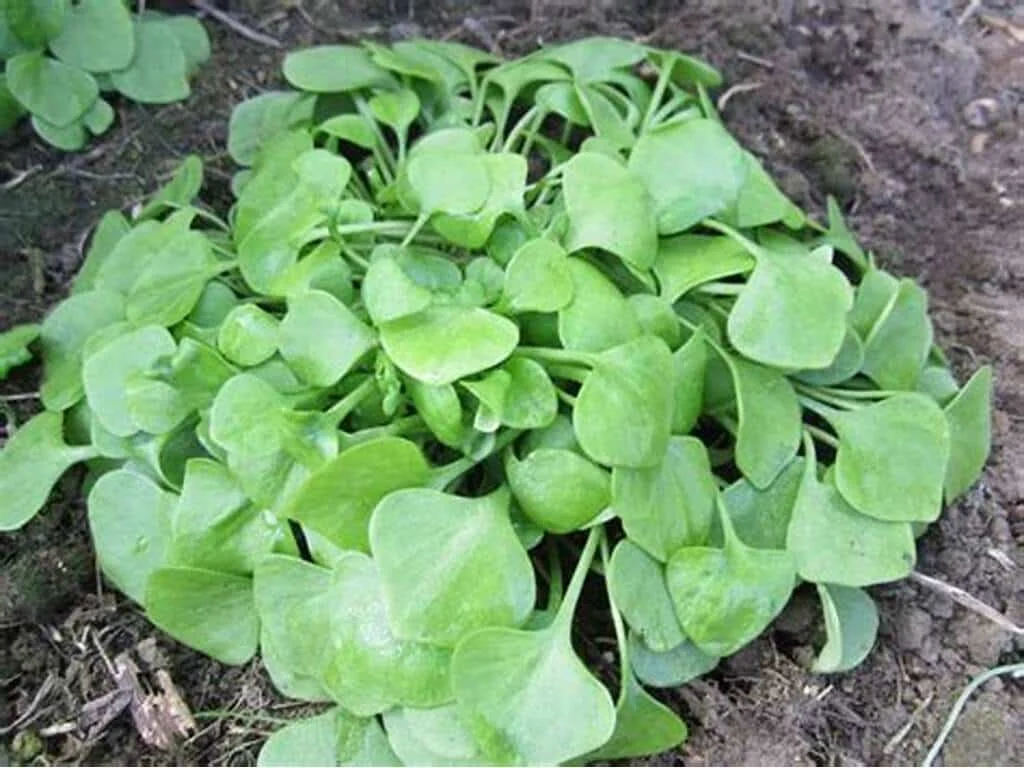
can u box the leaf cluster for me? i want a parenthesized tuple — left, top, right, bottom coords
(0, 0, 209, 149)
(0, 36, 993, 766)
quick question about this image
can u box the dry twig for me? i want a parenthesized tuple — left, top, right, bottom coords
(717, 81, 764, 112)
(191, 0, 282, 48)
(910, 570, 1024, 636)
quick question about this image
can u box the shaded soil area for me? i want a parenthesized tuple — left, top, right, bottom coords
(2, 0, 1022, 764)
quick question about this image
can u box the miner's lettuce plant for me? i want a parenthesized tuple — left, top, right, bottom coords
(0, 0, 209, 149)
(0, 36, 993, 766)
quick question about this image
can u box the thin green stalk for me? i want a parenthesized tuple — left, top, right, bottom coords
(802, 384, 899, 401)
(502, 105, 542, 153)
(921, 663, 1024, 768)
(517, 346, 597, 368)
(600, 533, 631, 674)
(804, 423, 839, 449)
(556, 389, 578, 407)
(401, 213, 430, 248)
(325, 377, 378, 426)
(695, 282, 745, 296)
(640, 57, 674, 134)
(427, 429, 523, 491)
(798, 390, 859, 412)
(545, 539, 565, 614)
(553, 526, 603, 631)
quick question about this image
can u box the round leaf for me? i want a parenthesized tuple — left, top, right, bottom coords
(6, 51, 98, 127)
(49, 0, 134, 73)
(507, 448, 610, 533)
(608, 540, 686, 652)
(279, 290, 376, 387)
(110, 21, 190, 104)
(370, 487, 536, 647)
(283, 45, 395, 92)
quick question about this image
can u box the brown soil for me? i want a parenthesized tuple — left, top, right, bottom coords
(2, 0, 1022, 765)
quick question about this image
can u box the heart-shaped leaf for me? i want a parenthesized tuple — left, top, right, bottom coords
(462, 357, 557, 430)
(382, 705, 482, 767)
(653, 234, 754, 304)
(49, 0, 134, 73)
(506, 448, 610, 533)
(370, 487, 535, 646)
(259, 707, 399, 767)
(500, 238, 574, 314)
(720, 457, 803, 550)
(87, 468, 175, 603)
(666, 500, 796, 657)
(671, 329, 706, 434)
(563, 152, 657, 271)
(629, 119, 748, 233)
(557, 258, 641, 352)
(861, 278, 931, 390)
(282, 45, 395, 92)
(608, 540, 686, 651)
(824, 394, 950, 523)
(786, 439, 916, 586)
(217, 304, 279, 367)
(628, 632, 720, 688)
(574, 335, 674, 468)
(380, 306, 518, 386)
(146, 566, 259, 665)
(111, 21, 190, 104)
(7, 50, 98, 126)
(613, 436, 716, 560)
(283, 437, 429, 552)
(279, 290, 376, 387)
(229, 91, 315, 166)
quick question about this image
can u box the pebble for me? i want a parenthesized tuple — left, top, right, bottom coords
(963, 97, 1002, 128)
(895, 606, 932, 652)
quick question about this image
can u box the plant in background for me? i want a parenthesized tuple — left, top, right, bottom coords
(0, 0, 209, 149)
(0, 37, 993, 766)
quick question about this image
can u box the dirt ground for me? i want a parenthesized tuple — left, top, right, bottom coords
(1, 0, 1022, 765)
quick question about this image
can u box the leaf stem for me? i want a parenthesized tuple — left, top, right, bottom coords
(640, 55, 675, 134)
(427, 429, 522, 491)
(803, 423, 839, 449)
(695, 282, 744, 296)
(553, 525, 603, 632)
(600, 533, 631, 673)
(325, 377, 378, 426)
(545, 539, 565, 613)
(798, 390, 857, 413)
(502, 105, 541, 153)
(517, 346, 597, 368)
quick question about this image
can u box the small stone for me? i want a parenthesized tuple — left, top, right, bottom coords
(963, 98, 1002, 129)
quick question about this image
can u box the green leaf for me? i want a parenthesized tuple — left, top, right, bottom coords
(83, 97, 114, 135)
(943, 366, 992, 502)
(259, 708, 399, 767)
(217, 304, 279, 367)
(229, 91, 315, 166)
(542, 36, 647, 83)
(733, 152, 804, 228)
(156, 15, 210, 74)
(811, 584, 878, 673)
(87, 468, 174, 603)
(574, 335, 674, 468)
(382, 706, 482, 767)
(725, 355, 801, 489)
(38, 289, 126, 409)
(405, 151, 491, 217)
(613, 436, 716, 560)
(432, 153, 528, 248)
(450, 529, 615, 766)
(720, 457, 803, 550)
(31, 112, 88, 150)
(72, 211, 130, 294)
(506, 448, 610, 533)
(49, 0, 134, 73)
(557, 258, 641, 352)
(0, 323, 39, 378)
(361, 255, 434, 325)
(111, 21, 190, 104)
(728, 242, 853, 370)
(500, 237, 573, 314)
(370, 487, 535, 646)
(284, 46, 395, 93)
(821, 196, 867, 267)
(824, 394, 950, 523)
(93, 210, 194, 294)
(7, 51, 98, 126)
(628, 632, 719, 688)
(317, 113, 376, 149)
(125, 231, 217, 326)
(137, 154, 204, 220)
(588, 670, 687, 762)
(786, 445, 916, 586)
(83, 325, 176, 436)
(282, 437, 429, 552)
(380, 306, 518, 386)
(0, 412, 96, 531)
(629, 119, 748, 233)
(145, 567, 259, 664)
(0, 74, 27, 133)
(628, 294, 681, 348)
(369, 87, 419, 134)
(170, 458, 280, 575)
(671, 329, 706, 434)
(288, 552, 453, 715)
(608, 540, 686, 651)
(849, 268, 899, 339)
(279, 290, 376, 387)
(666, 501, 796, 657)
(6, 0, 64, 47)
(860, 278, 932, 390)
(794, 326, 864, 387)
(563, 152, 657, 271)
(407, 378, 465, 448)
(462, 357, 557, 430)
